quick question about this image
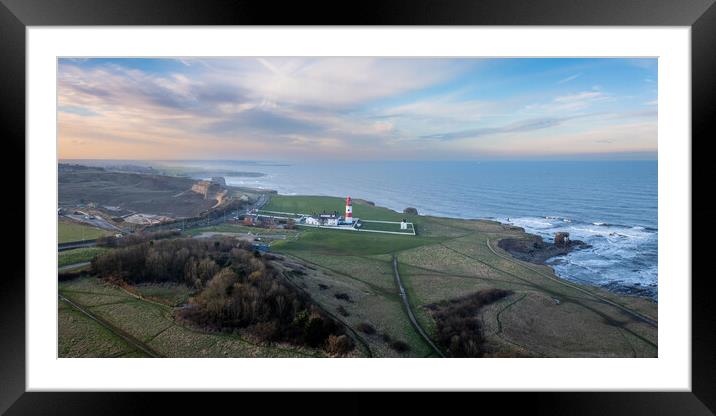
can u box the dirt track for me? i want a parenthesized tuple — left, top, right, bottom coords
(391, 256, 445, 358)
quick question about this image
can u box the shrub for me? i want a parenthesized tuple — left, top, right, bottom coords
(334, 292, 352, 302)
(403, 207, 418, 215)
(336, 305, 350, 317)
(58, 269, 90, 281)
(325, 334, 354, 357)
(430, 288, 512, 357)
(304, 315, 336, 348)
(390, 340, 411, 353)
(356, 322, 376, 335)
(248, 321, 279, 343)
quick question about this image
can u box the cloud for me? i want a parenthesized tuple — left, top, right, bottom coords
(203, 107, 325, 136)
(419, 117, 568, 141)
(57, 58, 657, 160)
(438, 121, 657, 159)
(554, 91, 606, 103)
(204, 57, 472, 110)
(556, 73, 581, 84)
(57, 58, 472, 146)
(525, 90, 612, 113)
(366, 121, 395, 134)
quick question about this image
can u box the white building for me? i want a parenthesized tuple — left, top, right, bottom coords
(304, 212, 343, 227)
(305, 217, 321, 225)
(318, 212, 340, 226)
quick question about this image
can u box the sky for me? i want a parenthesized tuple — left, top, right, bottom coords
(58, 57, 657, 160)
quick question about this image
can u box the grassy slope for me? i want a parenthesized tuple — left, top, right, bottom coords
(268, 195, 658, 358)
(58, 221, 112, 243)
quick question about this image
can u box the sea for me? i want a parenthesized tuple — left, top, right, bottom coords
(68, 159, 658, 300)
(161, 160, 658, 300)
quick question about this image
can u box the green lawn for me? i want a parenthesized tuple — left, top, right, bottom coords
(58, 222, 112, 243)
(265, 195, 433, 255)
(273, 227, 442, 256)
(58, 247, 108, 267)
(359, 220, 414, 234)
(264, 195, 417, 223)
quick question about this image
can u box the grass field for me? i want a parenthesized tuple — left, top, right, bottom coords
(58, 247, 108, 267)
(273, 228, 441, 256)
(274, 254, 436, 357)
(58, 221, 112, 243)
(58, 193, 658, 358)
(266, 195, 658, 358)
(59, 301, 151, 358)
(131, 283, 195, 306)
(59, 277, 330, 358)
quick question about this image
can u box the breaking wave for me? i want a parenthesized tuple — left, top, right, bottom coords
(502, 216, 657, 299)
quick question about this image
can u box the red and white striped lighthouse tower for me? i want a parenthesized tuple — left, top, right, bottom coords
(345, 196, 353, 224)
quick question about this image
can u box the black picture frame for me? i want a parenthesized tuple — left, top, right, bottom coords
(1, 0, 713, 414)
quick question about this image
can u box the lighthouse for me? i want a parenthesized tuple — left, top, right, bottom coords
(345, 196, 353, 224)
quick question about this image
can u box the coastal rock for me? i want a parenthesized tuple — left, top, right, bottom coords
(554, 232, 570, 247)
(211, 176, 227, 186)
(403, 207, 418, 215)
(498, 234, 591, 265)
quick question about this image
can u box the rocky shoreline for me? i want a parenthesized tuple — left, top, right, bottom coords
(497, 232, 591, 265)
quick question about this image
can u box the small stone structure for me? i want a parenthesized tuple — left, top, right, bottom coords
(554, 232, 570, 247)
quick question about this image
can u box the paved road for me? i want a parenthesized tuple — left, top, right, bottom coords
(391, 255, 445, 358)
(58, 262, 90, 272)
(64, 213, 124, 232)
(255, 194, 269, 210)
(58, 240, 97, 252)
